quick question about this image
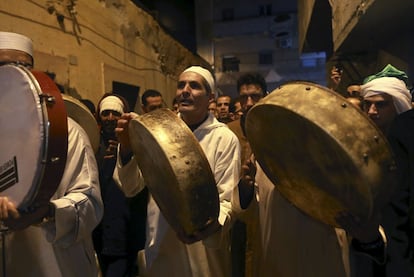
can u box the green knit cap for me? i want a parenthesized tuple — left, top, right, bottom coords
(363, 64, 408, 85)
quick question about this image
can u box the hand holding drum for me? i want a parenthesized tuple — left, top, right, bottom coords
(115, 113, 136, 160)
(0, 196, 52, 230)
(127, 108, 220, 242)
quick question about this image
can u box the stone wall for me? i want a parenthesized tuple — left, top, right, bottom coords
(0, 0, 207, 112)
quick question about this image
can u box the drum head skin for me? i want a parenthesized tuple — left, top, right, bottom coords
(62, 94, 100, 154)
(0, 65, 44, 207)
(129, 108, 219, 237)
(0, 65, 67, 214)
(246, 81, 397, 227)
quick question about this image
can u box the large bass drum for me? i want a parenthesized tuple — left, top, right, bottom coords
(0, 65, 68, 223)
(128, 108, 219, 238)
(245, 81, 397, 227)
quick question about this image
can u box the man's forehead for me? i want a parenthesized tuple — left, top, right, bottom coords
(364, 93, 393, 101)
(0, 49, 33, 65)
(101, 109, 121, 114)
(217, 96, 230, 102)
(179, 71, 202, 81)
(146, 96, 163, 105)
(147, 95, 162, 100)
(240, 84, 262, 93)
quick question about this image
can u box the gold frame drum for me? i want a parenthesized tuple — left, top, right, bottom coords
(128, 108, 219, 238)
(245, 81, 397, 227)
(62, 94, 100, 154)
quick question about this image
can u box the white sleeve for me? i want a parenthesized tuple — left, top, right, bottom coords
(112, 147, 146, 197)
(43, 118, 103, 247)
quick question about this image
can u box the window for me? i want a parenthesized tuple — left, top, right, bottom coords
(222, 8, 234, 21)
(112, 81, 140, 111)
(222, 56, 239, 72)
(275, 38, 292, 49)
(300, 52, 326, 68)
(259, 52, 273, 65)
(259, 4, 272, 16)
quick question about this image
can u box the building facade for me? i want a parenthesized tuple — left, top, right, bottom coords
(195, 0, 327, 98)
(0, 0, 207, 112)
(299, 0, 414, 94)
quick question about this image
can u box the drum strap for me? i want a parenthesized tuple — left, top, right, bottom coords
(0, 224, 8, 277)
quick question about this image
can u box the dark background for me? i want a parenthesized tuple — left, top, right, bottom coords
(132, 0, 196, 52)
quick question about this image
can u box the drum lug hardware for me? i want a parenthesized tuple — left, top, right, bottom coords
(341, 102, 348, 108)
(40, 94, 56, 106)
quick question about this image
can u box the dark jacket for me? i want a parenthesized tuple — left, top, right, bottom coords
(383, 109, 414, 276)
(93, 136, 147, 257)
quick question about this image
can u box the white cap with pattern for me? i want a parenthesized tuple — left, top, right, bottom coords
(99, 95, 125, 115)
(183, 66, 215, 93)
(0, 32, 33, 57)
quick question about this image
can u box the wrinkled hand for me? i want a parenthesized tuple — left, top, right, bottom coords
(115, 113, 135, 159)
(176, 220, 221, 244)
(104, 139, 119, 159)
(335, 211, 381, 243)
(238, 154, 256, 209)
(0, 196, 51, 230)
(0, 197, 19, 220)
(330, 66, 342, 90)
(241, 155, 256, 187)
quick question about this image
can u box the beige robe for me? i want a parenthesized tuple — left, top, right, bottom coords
(0, 118, 103, 277)
(233, 163, 350, 277)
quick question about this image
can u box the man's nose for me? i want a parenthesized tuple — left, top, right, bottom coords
(107, 112, 115, 119)
(181, 90, 190, 98)
(182, 82, 192, 92)
(367, 103, 378, 114)
(246, 96, 255, 106)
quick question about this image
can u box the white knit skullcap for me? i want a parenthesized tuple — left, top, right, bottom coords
(361, 77, 412, 114)
(183, 66, 215, 93)
(0, 32, 33, 57)
(99, 95, 124, 115)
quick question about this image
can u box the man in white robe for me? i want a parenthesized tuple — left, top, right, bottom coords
(0, 31, 103, 277)
(113, 66, 241, 277)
